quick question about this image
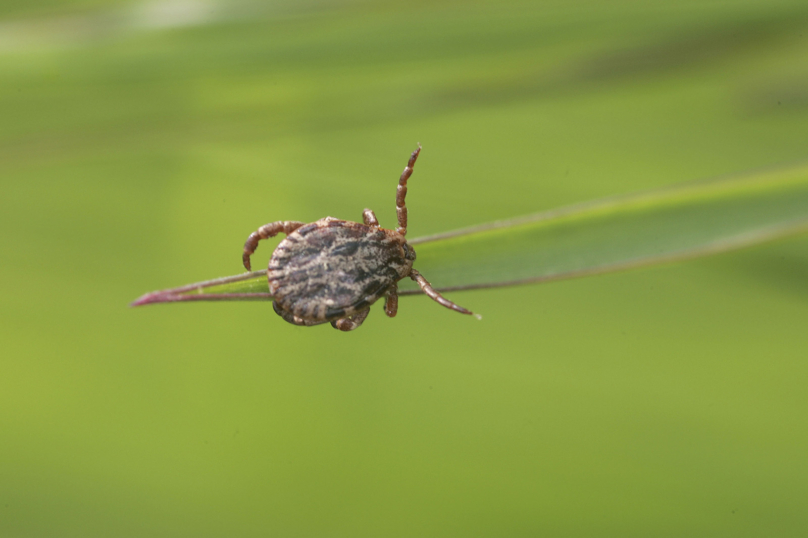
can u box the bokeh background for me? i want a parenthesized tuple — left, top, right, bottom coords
(2, 0, 808, 536)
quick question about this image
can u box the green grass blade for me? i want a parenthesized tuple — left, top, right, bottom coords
(398, 162, 808, 294)
(132, 162, 808, 305)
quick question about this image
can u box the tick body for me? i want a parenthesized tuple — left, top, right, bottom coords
(242, 146, 474, 331)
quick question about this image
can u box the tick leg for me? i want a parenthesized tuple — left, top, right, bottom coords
(331, 307, 371, 332)
(243, 220, 305, 270)
(385, 283, 398, 318)
(396, 145, 421, 236)
(362, 208, 379, 227)
(274, 301, 327, 326)
(410, 269, 473, 316)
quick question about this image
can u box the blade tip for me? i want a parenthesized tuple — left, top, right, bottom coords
(130, 292, 165, 307)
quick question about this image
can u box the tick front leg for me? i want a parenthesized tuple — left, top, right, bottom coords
(331, 308, 371, 332)
(396, 145, 421, 236)
(362, 208, 379, 227)
(385, 283, 398, 318)
(243, 220, 305, 270)
(410, 269, 473, 316)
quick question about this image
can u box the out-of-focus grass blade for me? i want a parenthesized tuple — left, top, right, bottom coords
(131, 162, 808, 306)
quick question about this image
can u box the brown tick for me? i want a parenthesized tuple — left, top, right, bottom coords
(242, 145, 475, 331)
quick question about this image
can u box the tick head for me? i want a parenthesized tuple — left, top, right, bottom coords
(402, 242, 416, 262)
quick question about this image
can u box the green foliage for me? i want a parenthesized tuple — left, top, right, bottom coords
(3, 1, 808, 537)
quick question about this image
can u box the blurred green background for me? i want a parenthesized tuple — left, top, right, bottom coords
(2, 0, 808, 536)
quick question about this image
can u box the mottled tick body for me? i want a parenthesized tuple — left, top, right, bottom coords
(242, 146, 474, 331)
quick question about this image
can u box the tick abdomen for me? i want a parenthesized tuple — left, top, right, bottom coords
(269, 218, 410, 321)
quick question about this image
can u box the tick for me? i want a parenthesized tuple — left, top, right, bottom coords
(242, 145, 474, 331)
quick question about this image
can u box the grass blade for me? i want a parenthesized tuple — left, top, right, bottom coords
(131, 271, 271, 306)
(132, 162, 808, 306)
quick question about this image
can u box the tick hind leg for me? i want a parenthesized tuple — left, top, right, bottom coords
(331, 308, 371, 332)
(243, 220, 305, 270)
(273, 301, 328, 327)
(410, 269, 474, 316)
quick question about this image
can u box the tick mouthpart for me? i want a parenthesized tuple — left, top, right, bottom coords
(402, 243, 416, 262)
